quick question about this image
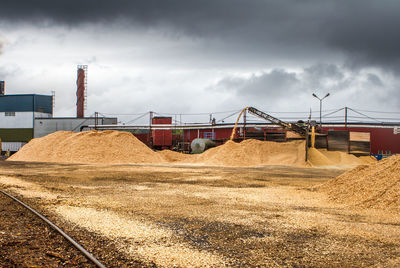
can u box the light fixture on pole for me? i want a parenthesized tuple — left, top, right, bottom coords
(312, 92, 330, 128)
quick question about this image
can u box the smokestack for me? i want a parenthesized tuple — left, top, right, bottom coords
(0, 81, 4, 96)
(76, 66, 87, 118)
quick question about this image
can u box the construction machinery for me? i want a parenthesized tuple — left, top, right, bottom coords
(230, 107, 308, 140)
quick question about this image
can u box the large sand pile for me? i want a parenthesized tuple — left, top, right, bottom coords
(318, 155, 400, 209)
(9, 130, 164, 164)
(188, 139, 306, 167)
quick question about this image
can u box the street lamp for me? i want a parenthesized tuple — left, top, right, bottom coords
(312, 92, 330, 128)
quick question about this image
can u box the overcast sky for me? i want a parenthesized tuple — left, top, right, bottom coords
(0, 0, 399, 123)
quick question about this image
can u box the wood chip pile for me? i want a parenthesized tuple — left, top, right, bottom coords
(9, 130, 164, 164)
(317, 155, 400, 209)
(308, 148, 370, 167)
(10, 130, 371, 168)
(9, 130, 307, 167)
(187, 139, 306, 166)
(158, 150, 191, 162)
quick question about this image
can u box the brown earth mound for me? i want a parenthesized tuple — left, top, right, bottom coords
(9, 130, 164, 164)
(187, 139, 306, 167)
(318, 155, 400, 209)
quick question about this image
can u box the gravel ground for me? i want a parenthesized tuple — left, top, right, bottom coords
(0, 191, 93, 267)
(1, 161, 400, 267)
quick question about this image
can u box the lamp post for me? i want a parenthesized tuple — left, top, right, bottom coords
(312, 92, 330, 129)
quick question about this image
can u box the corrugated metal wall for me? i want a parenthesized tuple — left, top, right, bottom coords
(2, 142, 27, 152)
(34, 117, 118, 138)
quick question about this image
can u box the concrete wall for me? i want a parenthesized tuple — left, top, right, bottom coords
(0, 112, 51, 128)
(34, 117, 118, 138)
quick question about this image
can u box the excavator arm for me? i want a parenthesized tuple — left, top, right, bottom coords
(247, 107, 307, 136)
(230, 107, 308, 140)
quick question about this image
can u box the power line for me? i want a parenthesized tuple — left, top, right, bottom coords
(352, 109, 400, 114)
(348, 108, 383, 123)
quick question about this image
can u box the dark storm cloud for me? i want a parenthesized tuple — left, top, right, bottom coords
(1, 0, 400, 71)
(217, 69, 299, 98)
(0, 36, 5, 55)
(212, 63, 400, 108)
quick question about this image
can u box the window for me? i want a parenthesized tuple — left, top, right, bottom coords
(386, 150, 391, 155)
(5, 112, 15, 116)
(378, 150, 383, 155)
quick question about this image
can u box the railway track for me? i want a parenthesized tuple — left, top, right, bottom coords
(0, 189, 106, 268)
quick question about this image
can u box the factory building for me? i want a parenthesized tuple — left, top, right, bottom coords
(0, 88, 53, 151)
(0, 80, 117, 152)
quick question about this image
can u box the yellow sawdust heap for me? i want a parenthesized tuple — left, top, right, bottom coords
(308, 148, 368, 167)
(157, 150, 192, 162)
(189, 139, 306, 166)
(318, 155, 400, 209)
(9, 130, 164, 164)
(10, 131, 306, 167)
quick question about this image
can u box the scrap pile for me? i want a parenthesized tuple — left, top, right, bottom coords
(318, 155, 400, 209)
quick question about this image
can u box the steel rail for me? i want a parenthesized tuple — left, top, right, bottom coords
(0, 189, 106, 268)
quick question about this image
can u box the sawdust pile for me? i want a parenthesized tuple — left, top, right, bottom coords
(9, 130, 164, 164)
(308, 148, 368, 167)
(318, 155, 400, 209)
(188, 139, 306, 167)
(359, 155, 378, 164)
(157, 150, 192, 162)
(9, 131, 306, 167)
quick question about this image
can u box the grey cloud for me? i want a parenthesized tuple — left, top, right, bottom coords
(301, 63, 351, 93)
(213, 63, 399, 110)
(1, 1, 400, 72)
(217, 70, 299, 98)
(0, 37, 4, 55)
(366, 73, 384, 87)
(304, 64, 344, 81)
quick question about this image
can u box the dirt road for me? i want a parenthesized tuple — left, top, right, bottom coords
(1, 161, 399, 267)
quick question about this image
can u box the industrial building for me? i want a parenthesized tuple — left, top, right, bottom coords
(0, 82, 53, 151)
(88, 106, 400, 156)
(1, 62, 399, 157)
(0, 78, 116, 152)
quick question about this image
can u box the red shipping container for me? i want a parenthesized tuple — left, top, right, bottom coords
(152, 117, 172, 148)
